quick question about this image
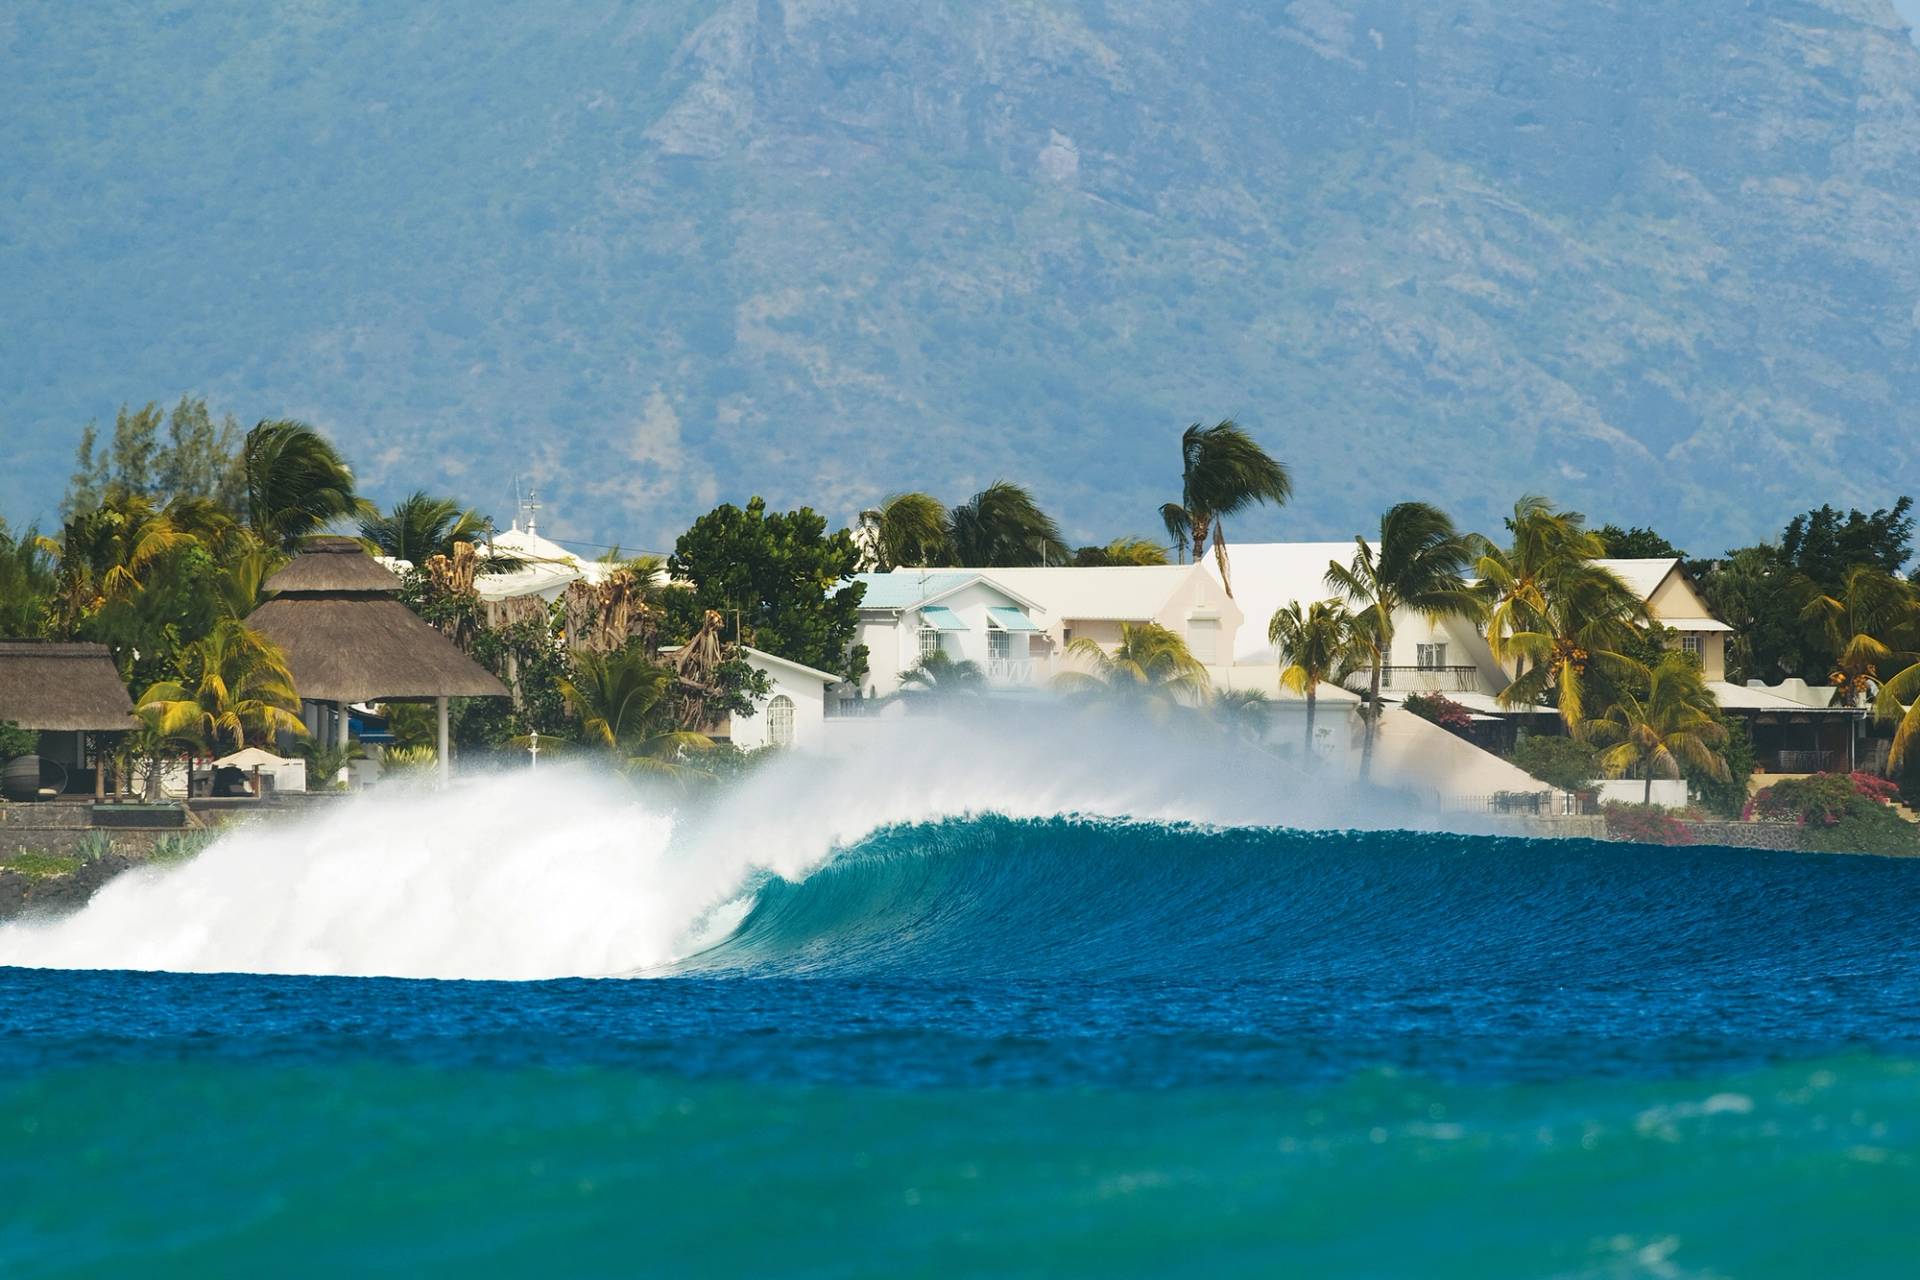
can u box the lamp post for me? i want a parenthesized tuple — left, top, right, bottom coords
(529, 728, 540, 772)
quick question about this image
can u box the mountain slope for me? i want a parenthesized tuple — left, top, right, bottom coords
(4, 1, 1919, 551)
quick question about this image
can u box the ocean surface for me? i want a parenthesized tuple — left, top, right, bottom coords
(2, 759, 1918, 1276)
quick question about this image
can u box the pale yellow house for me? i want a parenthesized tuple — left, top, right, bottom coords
(1595, 558, 1731, 680)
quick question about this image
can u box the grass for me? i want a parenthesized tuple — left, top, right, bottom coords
(3, 852, 83, 880)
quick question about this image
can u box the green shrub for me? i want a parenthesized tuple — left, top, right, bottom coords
(0, 720, 38, 762)
(1747, 773, 1920, 856)
(150, 831, 215, 865)
(71, 831, 115, 863)
(1510, 733, 1600, 793)
(1687, 714, 1755, 818)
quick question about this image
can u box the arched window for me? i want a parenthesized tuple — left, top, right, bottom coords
(768, 695, 795, 747)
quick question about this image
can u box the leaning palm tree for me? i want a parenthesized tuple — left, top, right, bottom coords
(138, 620, 307, 757)
(1269, 599, 1360, 766)
(1326, 502, 1480, 780)
(1051, 622, 1211, 708)
(1159, 420, 1290, 593)
(857, 492, 951, 570)
(558, 647, 713, 778)
(1800, 565, 1920, 708)
(243, 419, 361, 550)
(38, 495, 197, 637)
(1582, 653, 1729, 806)
(359, 490, 488, 563)
(947, 482, 1069, 567)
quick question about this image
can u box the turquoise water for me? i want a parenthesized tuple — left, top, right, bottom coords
(3, 818, 1918, 1275)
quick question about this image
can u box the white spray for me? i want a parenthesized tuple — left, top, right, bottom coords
(0, 707, 1379, 981)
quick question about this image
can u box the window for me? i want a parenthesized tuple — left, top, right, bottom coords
(768, 695, 795, 747)
(917, 628, 943, 661)
(1416, 642, 1448, 670)
(1680, 634, 1702, 660)
(988, 630, 1011, 661)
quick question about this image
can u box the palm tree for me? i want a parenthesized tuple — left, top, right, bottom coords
(39, 495, 196, 637)
(857, 492, 951, 570)
(1074, 537, 1171, 567)
(947, 482, 1069, 567)
(1800, 566, 1920, 707)
(1583, 653, 1730, 805)
(558, 647, 713, 778)
(138, 620, 306, 757)
(1326, 502, 1480, 780)
(1212, 687, 1271, 743)
(896, 650, 987, 704)
(1492, 562, 1647, 734)
(1051, 622, 1211, 708)
(0, 521, 57, 638)
(1269, 599, 1360, 767)
(243, 419, 361, 550)
(1159, 420, 1290, 594)
(359, 490, 488, 562)
(1472, 495, 1606, 664)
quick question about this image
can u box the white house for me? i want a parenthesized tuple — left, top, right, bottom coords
(843, 564, 1243, 702)
(723, 646, 841, 751)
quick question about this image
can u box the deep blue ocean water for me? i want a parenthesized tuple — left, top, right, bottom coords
(3, 817, 1918, 1275)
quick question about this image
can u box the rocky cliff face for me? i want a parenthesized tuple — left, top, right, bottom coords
(4, 1, 1919, 549)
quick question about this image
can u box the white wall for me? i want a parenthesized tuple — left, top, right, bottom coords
(854, 580, 1048, 698)
(728, 663, 829, 751)
(1591, 778, 1690, 808)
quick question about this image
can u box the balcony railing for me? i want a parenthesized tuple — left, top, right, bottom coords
(987, 658, 1042, 684)
(1763, 749, 1844, 774)
(1364, 666, 1485, 693)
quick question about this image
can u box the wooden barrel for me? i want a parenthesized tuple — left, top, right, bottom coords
(2, 754, 45, 801)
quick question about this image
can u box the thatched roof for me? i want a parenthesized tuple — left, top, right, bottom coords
(249, 597, 508, 704)
(265, 536, 403, 595)
(0, 642, 138, 732)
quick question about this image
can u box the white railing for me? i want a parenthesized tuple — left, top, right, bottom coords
(987, 658, 1041, 684)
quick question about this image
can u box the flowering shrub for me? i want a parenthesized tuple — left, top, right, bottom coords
(1602, 802, 1694, 846)
(1402, 692, 1473, 736)
(1746, 773, 1920, 855)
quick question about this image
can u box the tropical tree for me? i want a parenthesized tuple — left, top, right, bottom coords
(1799, 565, 1920, 707)
(1491, 561, 1647, 734)
(359, 490, 488, 563)
(243, 419, 361, 550)
(1073, 537, 1171, 567)
(0, 520, 57, 638)
(896, 650, 987, 704)
(1326, 502, 1480, 780)
(857, 492, 951, 571)
(1051, 622, 1211, 709)
(138, 620, 306, 757)
(1582, 653, 1730, 806)
(947, 482, 1069, 567)
(558, 646, 713, 778)
(1212, 687, 1272, 743)
(1472, 495, 1609, 663)
(1158, 419, 1290, 593)
(1268, 598, 1360, 766)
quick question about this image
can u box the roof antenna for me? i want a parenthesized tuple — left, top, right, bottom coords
(526, 486, 541, 536)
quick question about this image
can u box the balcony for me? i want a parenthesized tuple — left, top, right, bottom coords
(987, 658, 1044, 685)
(1367, 666, 1485, 693)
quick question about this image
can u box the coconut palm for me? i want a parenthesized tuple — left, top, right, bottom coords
(947, 482, 1069, 567)
(1051, 622, 1211, 708)
(1212, 687, 1272, 743)
(1074, 537, 1171, 567)
(1800, 565, 1920, 707)
(0, 521, 57, 638)
(896, 650, 987, 703)
(1269, 599, 1360, 766)
(138, 620, 306, 756)
(1583, 652, 1730, 805)
(857, 492, 951, 570)
(1471, 495, 1607, 665)
(243, 419, 361, 550)
(38, 495, 196, 637)
(1159, 420, 1290, 594)
(1493, 561, 1648, 733)
(1326, 502, 1480, 780)
(359, 490, 488, 563)
(558, 646, 713, 778)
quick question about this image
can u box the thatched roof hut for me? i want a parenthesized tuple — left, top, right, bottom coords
(0, 642, 137, 731)
(248, 537, 508, 705)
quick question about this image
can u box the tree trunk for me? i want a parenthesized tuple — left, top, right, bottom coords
(1189, 514, 1210, 563)
(1643, 771, 1653, 806)
(1303, 686, 1317, 768)
(1360, 654, 1382, 781)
